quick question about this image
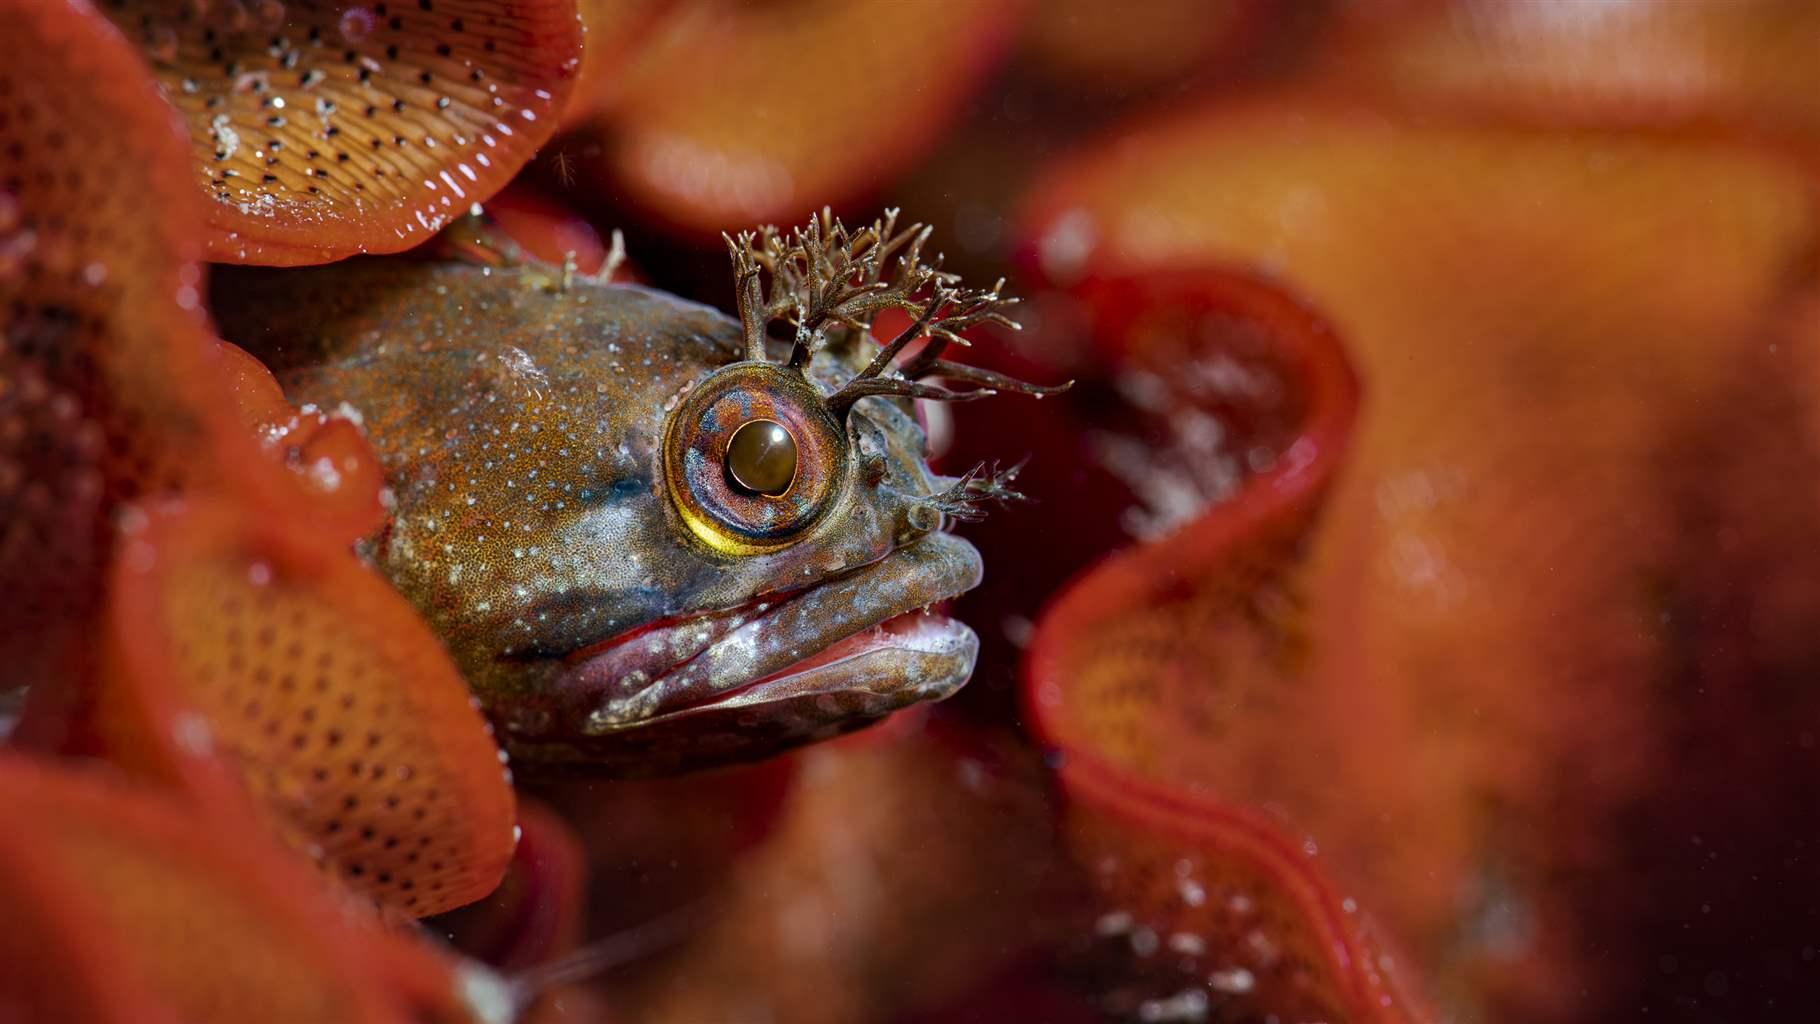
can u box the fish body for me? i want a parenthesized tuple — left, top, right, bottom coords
(215, 257, 983, 773)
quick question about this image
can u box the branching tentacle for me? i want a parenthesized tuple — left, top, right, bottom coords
(826, 377, 995, 412)
(918, 460, 1031, 523)
(722, 209, 1068, 417)
(724, 230, 772, 362)
(850, 287, 956, 382)
(903, 359, 1075, 397)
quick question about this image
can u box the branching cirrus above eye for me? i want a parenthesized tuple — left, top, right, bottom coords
(722, 209, 1073, 410)
(661, 210, 1071, 557)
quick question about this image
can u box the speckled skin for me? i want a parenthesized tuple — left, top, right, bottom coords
(212, 258, 982, 773)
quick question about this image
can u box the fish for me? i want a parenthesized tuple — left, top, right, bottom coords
(213, 211, 1062, 774)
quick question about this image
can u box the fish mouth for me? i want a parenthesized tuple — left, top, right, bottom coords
(554, 531, 983, 747)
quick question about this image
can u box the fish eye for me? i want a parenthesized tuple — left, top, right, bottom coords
(662, 363, 848, 554)
(725, 419, 798, 497)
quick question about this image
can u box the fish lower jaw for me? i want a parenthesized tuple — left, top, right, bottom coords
(583, 608, 977, 734)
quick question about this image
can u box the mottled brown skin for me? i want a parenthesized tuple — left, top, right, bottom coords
(213, 257, 983, 774)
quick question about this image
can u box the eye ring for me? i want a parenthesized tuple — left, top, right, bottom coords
(662, 363, 848, 554)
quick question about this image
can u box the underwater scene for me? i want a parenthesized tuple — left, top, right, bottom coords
(3, 1, 1819, 1022)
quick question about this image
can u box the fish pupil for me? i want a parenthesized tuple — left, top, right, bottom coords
(725, 419, 798, 497)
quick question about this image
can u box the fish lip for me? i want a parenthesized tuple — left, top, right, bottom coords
(615, 611, 979, 732)
(560, 531, 984, 731)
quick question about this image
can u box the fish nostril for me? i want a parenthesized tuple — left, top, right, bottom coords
(907, 503, 942, 534)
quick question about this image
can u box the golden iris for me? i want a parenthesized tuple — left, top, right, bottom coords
(662, 362, 847, 553)
(725, 419, 798, 496)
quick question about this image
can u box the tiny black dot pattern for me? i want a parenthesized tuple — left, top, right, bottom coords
(156, 514, 516, 917)
(99, 0, 580, 262)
